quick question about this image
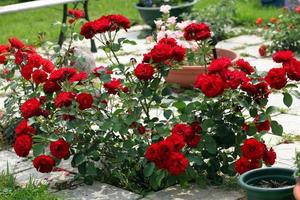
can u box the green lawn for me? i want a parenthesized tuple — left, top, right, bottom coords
(0, 0, 281, 44)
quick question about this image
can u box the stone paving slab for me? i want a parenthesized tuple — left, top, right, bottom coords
(273, 142, 300, 168)
(142, 184, 244, 200)
(272, 114, 300, 135)
(57, 182, 141, 200)
(0, 150, 20, 172)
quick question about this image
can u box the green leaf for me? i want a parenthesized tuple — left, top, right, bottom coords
(122, 39, 137, 45)
(163, 110, 173, 119)
(249, 108, 257, 118)
(143, 162, 155, 177)
(271, 120, 283, 136)
(173, 101, 186, 111)
(202, 119, 215, 131)
(32, 144, 45, 157)
(187, 154, 203, 166)
(266, 106, 279, 115)
(246, 124, 257, 136)
(73, 153, 86, 166)
(283, 92, 293, 107)
(203, 135, 217, 154)
(86, 162, 97, 176)
(111, 43, 121, 52)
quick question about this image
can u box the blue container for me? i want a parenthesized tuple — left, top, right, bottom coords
(261, 0, 285, 6)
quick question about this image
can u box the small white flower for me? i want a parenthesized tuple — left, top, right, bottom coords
(160, 26, 166, 31)
(160, 5, 171, 14)
(167, 16, 177, 25)
(154, 19, 164, 29)
(157, 31, 166, 41)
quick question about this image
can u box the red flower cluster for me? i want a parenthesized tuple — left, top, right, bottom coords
(14, 135, 32, 157)
(241, 81, 270, 102)
(236, 59, 255, 75)
(80, 14, 131, 39)
(76, 92, 94, 110)
(254, 116, 271, 132)
(235, 138, 276, 174)
(15, 120, 36, 136)
(103, 78, 127, 94)
(265, 67, 287, 89)
(145, 123, 201, 176)
(68, 9, 85, 19)
(50, 139, 70, 159)
(272, 50, 294, 63)
(93, 66, 113, 77)
(20, 98, 42, 119)
(134, 63, 155, 81)
(183, 22, 211, 41)
(194, 74, 224, 97)
(33, 155, 56, 173)
(142, 38, 186, 64)
(0, 45, 9, 64)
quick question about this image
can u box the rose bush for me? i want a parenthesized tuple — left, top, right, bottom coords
(0, 10, 300, 193)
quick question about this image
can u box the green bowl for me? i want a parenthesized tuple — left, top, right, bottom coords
(239, 167, 296, 200)
(135, 0, 197, 28)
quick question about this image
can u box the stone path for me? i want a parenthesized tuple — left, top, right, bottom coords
(1, 26, 300, 200)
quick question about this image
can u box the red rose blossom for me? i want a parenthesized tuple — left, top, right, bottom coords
(241, 138, 265, 160)
(54, 91, 76, 108)
(76, 92, 93, 110)
(103, 78, 124, 94)
(256, 17, 263, 26)
(68, 9, 85, 19)
(9, 37, 25, 49)
(254, 116, 271, 132)
(183, 22, 211, 41)
(208, 57, 232, 74)
(171, 124, 193, 139)
(259, 45, 267, 57)
(93, 66, 113, 77)
(222, 70, 247, 90)
(263, 147, 276, 166)
(235, 157, 260, 175)
(134, 63, 155, 81)
(137, 124, 146, 135)
(43, 80, 61, 94)
(186, 134, 201, 148)
(145, 143, 159, 161)
(20, 64, 34, 80)
(166, 133, 185, 152)
(272, 50, 294, 63)
(15, 120, 36, 135)
(69, 71, 88, 84)
(0, 45, 9, 64)
(236, 59, 254, 74)
(283, 58, 300, 81)
(33, 155, 56, 173)
(107, 14, 131, 31)
(14, 135, 32, 157)
(167, 152, 189, 176)
(265, 68, 287, 89)
(80, 21, 97, 39)
(20, 98, 42, 119)
(49, 67, 77, 82)
(50, 139, 70, 159)
(194, 74, 225, 98)
(32, 69, 48, 85)
(41, 59, 55, 73)
(150, 43, 173, 63)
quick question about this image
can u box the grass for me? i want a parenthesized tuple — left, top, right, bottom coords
(0, 0, 282, 44)
(0, 167, 62, 200)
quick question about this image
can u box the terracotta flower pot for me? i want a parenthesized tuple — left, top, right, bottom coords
(165, 48, 239, 88)
(294, 182, 300, 200)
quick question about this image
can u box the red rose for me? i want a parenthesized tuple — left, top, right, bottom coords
(150, 43, 173, 63)
(14, 135, 32, 157)
(186, 134, 201, 148)
(20, 64, 34, 80)
(15, 120, 36, 135)
(259, 45, 267, 57)
(194, 74, 225, 98)
(263, 147, 276, 166)
(296, 6, 300, 13)
(43, 80, 61, 94)
(208, 57, 232, 74)
(183, 22, 211, 41)
(27, 53, 43, 68)
(166, 152, 189, 176)
(93, 66, 113, 77)
(9, 37, 25, 49)
(171, 124, 193, 139)
(283, 58, 300, 81)
(107, 14, 131, 31)
(145, 143, 159, 161)
(41, 59, 55, 73)
(241, 138, 265, 160)
(256, 17, 263, 26)
(103, 78, 123, 94)
(93, 16, 111, 33)
(137, 124, 146, 135)
(222, 70, 247, 90)
(241, 81, 270, 101)
(49, 67, 77, 81)
(0, 45, 9, 64)
(255, 117, 271, 132)
(50, 139, 70, 159)
(272, 50, 294, 63)
(134, 63, 155, 81)
(54, 91, 76, 108)
(14, 49, 24, 65)
(80, 21, 97, 39)
(33, 155, 56, 173)
(142, 52, 152, 63)
(265, 68, 287, 89)
(166, 133, 185, 152)
(32, 69, 48, 85)
(158, 38, 177, 46)
(235, 157, 259, 175)
(157, 140, 173, 158)
(172, 45, 186, 62)
(69, 71, 88, 84)
(68, 9, 85, 19)
(76, 92, 93, 110)
(236, 59, 254, 74)
(20, 98, 42, 119)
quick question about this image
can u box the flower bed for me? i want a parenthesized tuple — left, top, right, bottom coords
(0, 8, 300, 193)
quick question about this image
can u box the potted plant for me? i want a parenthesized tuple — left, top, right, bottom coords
(294, 152, 300, 199)
(153, 7, 238, 88)
(239, 167, 296, 200)
(135, 0, 197, 28)
(261, 0, 285, 7)
(1, 10, 300, 195)
(257, 5, 300, 56)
